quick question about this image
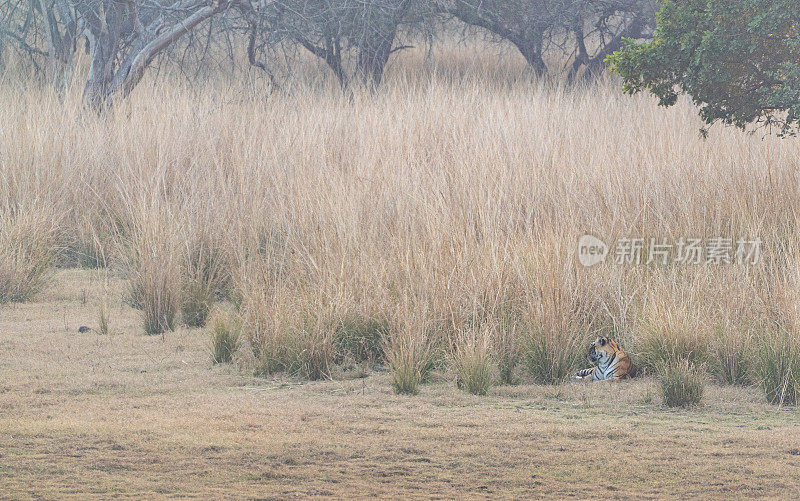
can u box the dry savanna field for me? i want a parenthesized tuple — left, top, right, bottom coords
(2, 46, 800, 497)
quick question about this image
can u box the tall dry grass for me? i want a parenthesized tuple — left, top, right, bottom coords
(2, 44, 800, 398)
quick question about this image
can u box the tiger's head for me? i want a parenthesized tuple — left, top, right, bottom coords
(587, 336, 620, 365)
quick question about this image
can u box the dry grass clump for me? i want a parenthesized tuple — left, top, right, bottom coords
(98, 302, 111, 336)
(120, 208, 182, 335)
(753, 329, 800, 405)
(58, 221, 108, 269)
(519, 239, 592, 384)
(658, 360, 705, 408)
(493, 316, 522, 385)
(387, 339, 435, 395)
(243, 300, 338, 380)
(451, 327, 494, 395)
(334, 313, 388, 366)
(0, 211, 59, 303)
(233, 233, 343, 379)
(708, 324, 753, 386)
(179, 221, 232, 328)
(636, 293, 711, 374)
(386, 306, 442, 395)
(523, 326, 587, 384)
(210, 313, 241, 364)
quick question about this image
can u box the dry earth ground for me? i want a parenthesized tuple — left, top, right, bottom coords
(1, 270, 800, 498)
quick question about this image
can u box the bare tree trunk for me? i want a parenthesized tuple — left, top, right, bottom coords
(80, 0, 126, 107)
(511, 33, 546, 77)
(355, 0, 412, 88)
(83, 31, 120, 107)
(355, 27, 395, 88)
(36, 0, 77, 91)
(80, 0, 227, 108)
(443, 2, 549, 77)
(113, 2, 226, 100)
(567, 10, 650, 84)
(295, 34, 348, 89)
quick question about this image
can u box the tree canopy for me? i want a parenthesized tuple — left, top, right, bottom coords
(608, 0, 800, 136)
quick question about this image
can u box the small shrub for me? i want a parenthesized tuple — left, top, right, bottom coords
(754, 330, 800, 405)
(493, 320, 520, 385)
(452, 332, 493, 395)
(0, 212, 57, 304)
(182, 282, 214, 328)
(658, 360, 705, 408)
(636, 331, 709, 374)
(708, 325, 752, 386)
(386, 327, 438, 395)
(210, 315, 240, 364)
(334, 315, 388, 365)
(523, 327, 585, 384)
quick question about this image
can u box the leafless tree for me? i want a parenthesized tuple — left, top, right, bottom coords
(564, 0, 656, 82)
(78, 0, 233, 107)
(1, 0, 51, 75)
(244, 0, 415, 89)
(1, 0, 234, 106)
(435, 0, 655, 79)
(1, 0, 656, 103)
(436, 0, 555, 75)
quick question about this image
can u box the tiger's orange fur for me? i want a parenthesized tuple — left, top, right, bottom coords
(575, 336, 638, 382)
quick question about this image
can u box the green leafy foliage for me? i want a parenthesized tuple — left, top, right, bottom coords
(608, 0, 800, 135)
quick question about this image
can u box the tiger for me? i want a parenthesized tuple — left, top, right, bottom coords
(575, 336, 638, 381)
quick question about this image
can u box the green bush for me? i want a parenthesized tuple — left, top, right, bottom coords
(609, 0, 800, 136)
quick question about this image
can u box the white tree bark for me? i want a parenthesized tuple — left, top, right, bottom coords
(81, 0, 228, 107)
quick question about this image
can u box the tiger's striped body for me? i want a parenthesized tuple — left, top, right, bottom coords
(575, 336, 638, 382)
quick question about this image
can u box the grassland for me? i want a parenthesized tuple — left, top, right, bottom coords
(1, 270, 799, 498)
(3, 43, 800, 497)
